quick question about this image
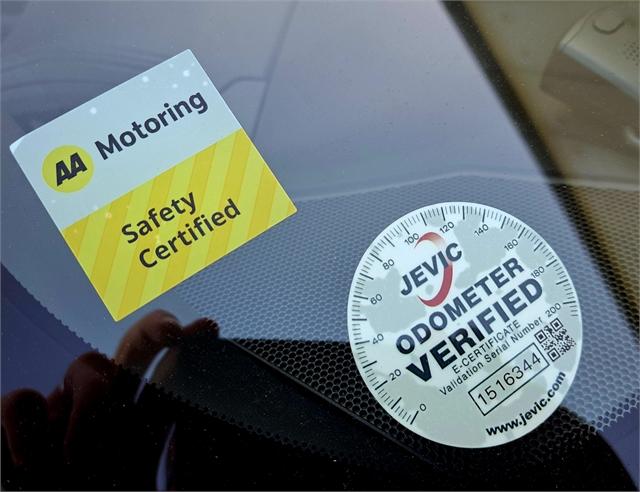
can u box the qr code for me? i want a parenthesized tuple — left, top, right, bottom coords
(534, 318, 576, 361)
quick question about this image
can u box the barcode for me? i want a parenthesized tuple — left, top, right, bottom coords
(534, 318, 575, 362)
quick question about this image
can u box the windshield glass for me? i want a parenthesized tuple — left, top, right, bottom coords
(2, 1, 638, 489)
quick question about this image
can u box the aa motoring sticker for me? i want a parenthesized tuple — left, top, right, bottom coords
(10, 50, 296, 321)
(347, 202, 582, 448)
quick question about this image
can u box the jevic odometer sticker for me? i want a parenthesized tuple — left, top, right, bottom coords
(347, 203, 582, 448)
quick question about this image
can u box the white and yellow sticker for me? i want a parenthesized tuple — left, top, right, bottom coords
(10, 50, 296, 321)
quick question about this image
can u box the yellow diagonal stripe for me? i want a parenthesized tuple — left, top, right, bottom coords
(116, 167, 177, 319)
(226, 144, 265, 251)
(91, 192, 134, 296)
(102, 181, 154, 314)
(247, 161, 278, 239)
(204, 130, 251, 264)
(184, 134, 233, 277)
(75, 206, 110, 277)
(61, 129, 295, 321)
(141, 155, 194, 302)
(160, 144, 216, 292)
(269, 185, 297, 227)
(63, 216, 89, 256)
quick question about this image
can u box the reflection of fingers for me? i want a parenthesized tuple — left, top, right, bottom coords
(150, 318, 218, 387)
(1, 389, 48, 467)
(46, 385, 70, 465)
(61, 352, 116, 463)
(46, 386, 68, 426)
(144, 318, 218, 389)
(183, 317, 219, 338)
(60, 351, 174, 489)
(114, 310, 182, 375)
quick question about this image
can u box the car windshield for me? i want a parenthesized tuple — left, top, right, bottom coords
(2, 1, 638, 489)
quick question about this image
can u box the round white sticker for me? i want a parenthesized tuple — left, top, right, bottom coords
(347, 203, 582, 448)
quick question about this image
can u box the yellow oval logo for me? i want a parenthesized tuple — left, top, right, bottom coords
(42, 145, 94, 192)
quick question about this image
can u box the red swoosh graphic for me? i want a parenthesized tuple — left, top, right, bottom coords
(416, 232, 453, 307)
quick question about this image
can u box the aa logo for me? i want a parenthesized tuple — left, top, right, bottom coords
(42, 145, 94, 192)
